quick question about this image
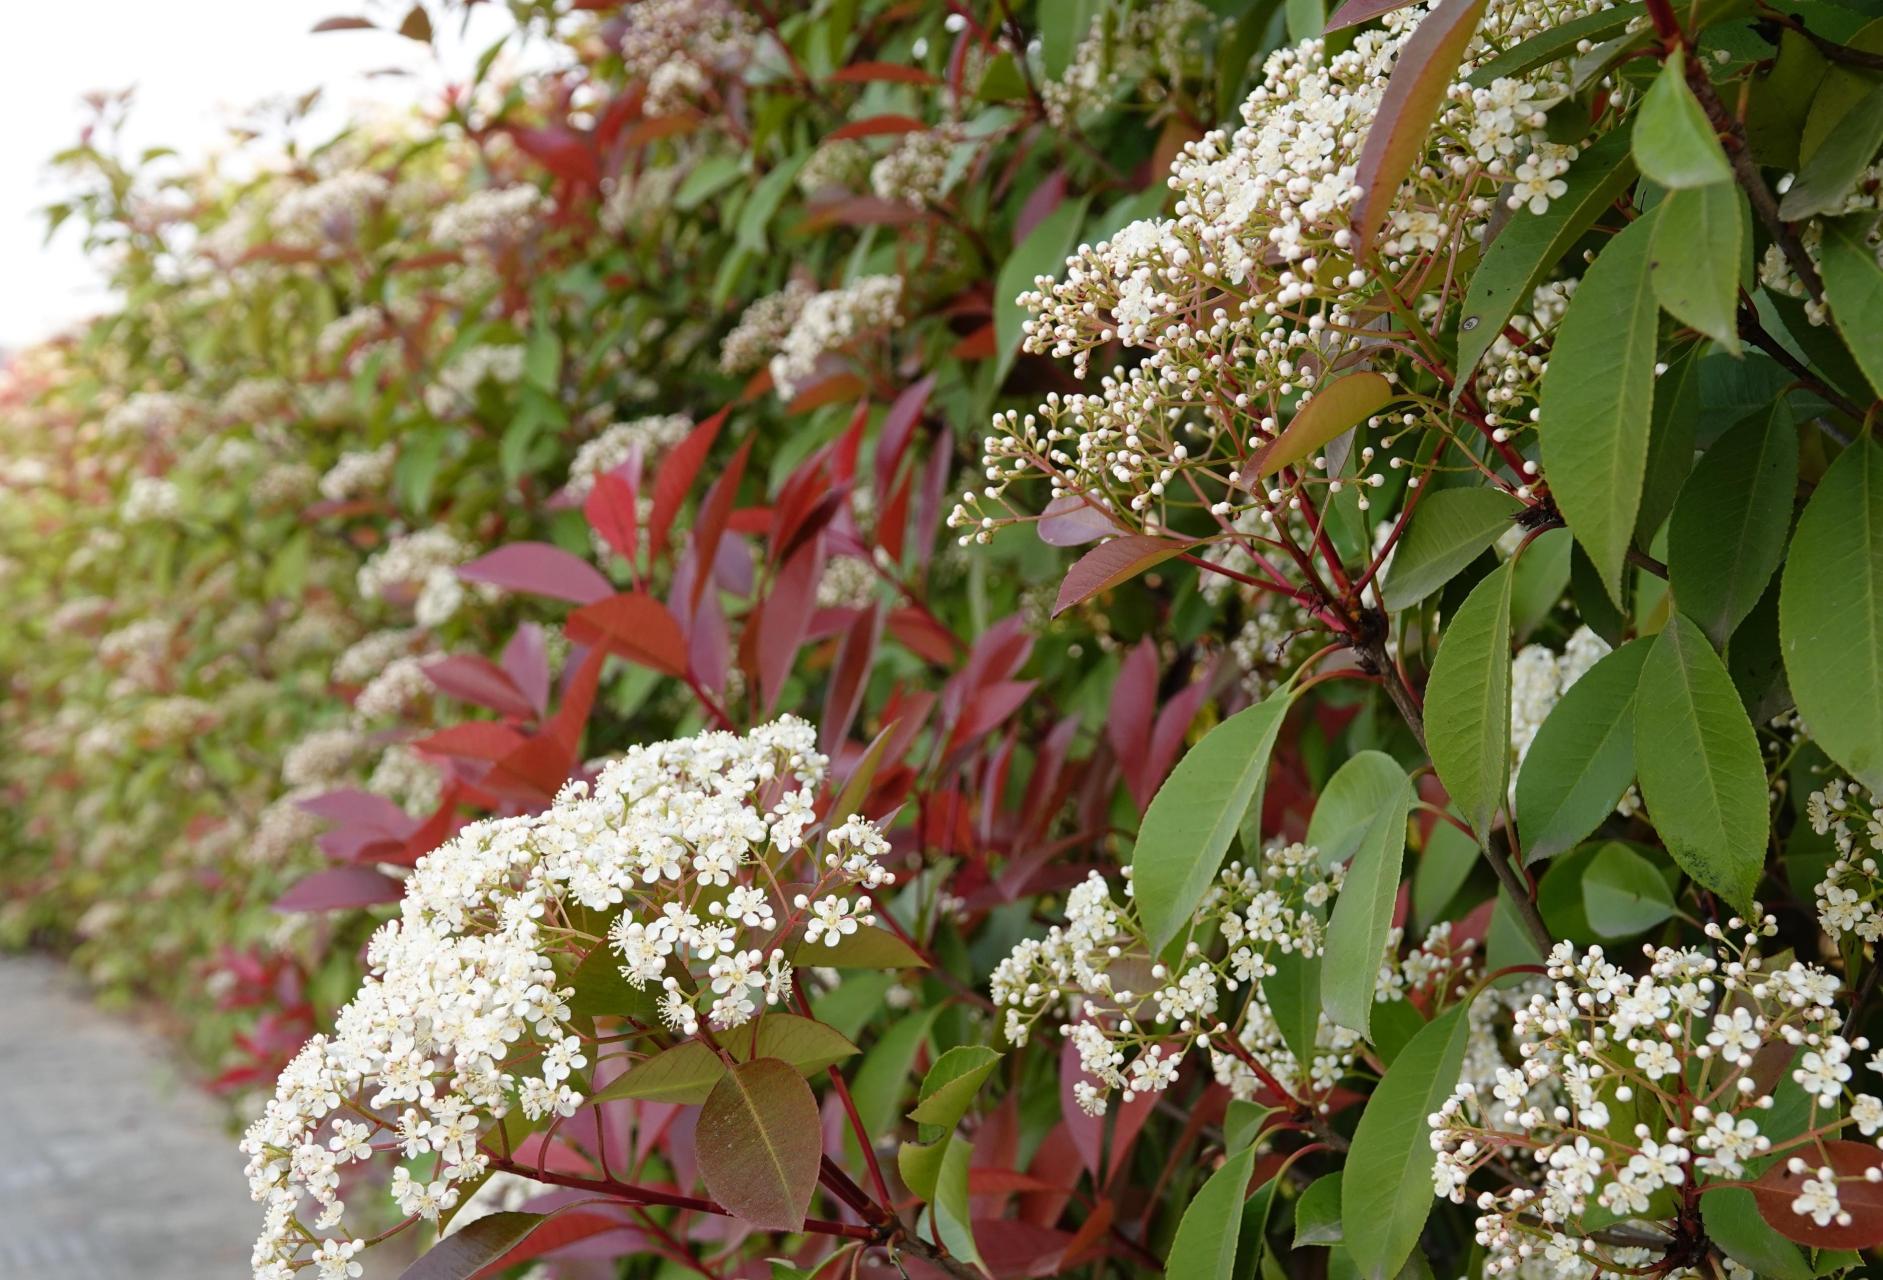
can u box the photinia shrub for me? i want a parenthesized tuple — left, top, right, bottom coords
(2, 0, 1883, 1276)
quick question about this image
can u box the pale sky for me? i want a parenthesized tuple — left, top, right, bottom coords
(0, 1, 527, 350)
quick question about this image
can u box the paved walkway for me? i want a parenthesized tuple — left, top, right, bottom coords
(0, 955, 256, 1279)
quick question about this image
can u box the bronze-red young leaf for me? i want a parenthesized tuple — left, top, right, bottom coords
(696, 1057, 823, 1232)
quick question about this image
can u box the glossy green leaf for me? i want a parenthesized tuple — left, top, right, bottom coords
(931, 1136, 984, 1271)
(1638, 342, 1702, 544)
(1649, 181, 1744, 350)
(1582, 841, 1676, 937)
(1781, 84, 1883, 220)
(1514, 638, 1651, 863)
(791, 922, 927, 969)
(566, 939, 663, 1023)
(908, 1045, 1002, 1131)
(1667, 403, 1797, 648)
(403, 1211, 548, 1280)
(1320, 755, 1413, 1038)
(697, 1058, 822, 1232)
(1294, 1172, 1345, 1247)
(1537, 213, 1660, 601)
(1466, 3, 1641, 85)
(589, 1040, 724, 1105)
(1134, 682, 1295, 954)
(1165, 1142, 1258, 1277)
(1309, 750, 1415, 870)
(1455, 128, 1637, 388)
(1256, 372, 1395, 479)
(1343, 1000, 1472, 1280)
(1702, 1187, 1813, 1280)
(1635, 613, 1768, 913)
(1379, 487, 1521, 611)
(1820, 216, 1883, 399)
(1423, 560, 1514, 840)
(719, 1013, 860, 1076)
(1263, 948, 1323, 1073)
(1224, 1099, 1277, 1154)
(1632, 50, 1732, 188)
(1781, 437, 1883, 790)
(995, 196, 1090, 379)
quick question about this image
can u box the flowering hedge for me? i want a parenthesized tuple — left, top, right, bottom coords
(5, 0, 1883, 1276)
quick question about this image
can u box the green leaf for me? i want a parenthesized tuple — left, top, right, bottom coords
(566, 942, 664, 1023)
(931, 1136, 984, 1272)
(1702, 1187, 1813, 1280)
(697, 1058, 823, 1232)
(1320, 757, 1413, 1038)
(402, 1211, 549, 1279)
(1649, 181, 1745, 351)
(1308, 750, 1414, 869)
(589, 1040, 725, 1105)
(1632, 50, 1733, 189)
(1667, 403, 1797, 648)
(1537, 213, 1660, 601)
(792, 922, 927, 969)
(1455, 128, 1637, 388)
(1515, 638, 1652, 863)
(1508, 526, 1572, 643)
(1582, 841, 1676, 937)
(1423, 560, 1514, 840)
(1638, 342, 1702, 545)
(1413, 818, 1480, 927)
(1780, 84, 1883, 220)
(1255, 371, 1396, 479)
(1466, 3, 1641, 86)
(1133, 683, 1294, 955)
(1820, 216, 1883, 399)
(1294, 1172, 1345, 1247)
(719, 1013, 861, 1076)
(995, 195, 1090, 381)
(737, 153, 809, 252)
(1165, 1142, 1258, 1277)
(847, 1006, 940, 1166)
(1379, 487, 1521, 611)
(908, 1046, 1002, 1131)
(1342, 1000, 1473, 1280)
(1781, 437, 1883, 790)
(1635, 613, 1769, 913)
(1263, 948, 1323, 1073)
(1224, 1099, 1277, 1154)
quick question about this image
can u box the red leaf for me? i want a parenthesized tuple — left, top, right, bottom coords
(1052, 536, 1195, 617)
(650, 409, 726, 562)
(1147, 671, 1212, 801)
(1327, 0, 1423, 27)
(1351, 0, 1490, 254)
(1752, 1140, 1883, 1249)
(798, 195, 930, 230)
(502, 624, 551, 717)
(1109, 642, 1159, 810)
(1036, 493, 1117, 547)
(821, 604, 885, 755)
(827, 113, 926, 140)
(545, 644, 607, 756)
(1014, 170, 1068, 246)
(696, 1059, 822, 1231)
(758, 542, 824, 713)
(470, 1211, 628, 1276)
(566, 592, 689, 677)
(460, 543, 612, 605)
(876, 374, 934, 480)
(417, 722, 527, 764)
(950, 323, 997, 360)
(274, 867, 402, 913)
(297, 789, 414, 835)
(584, 470, 641, 564)
(485, 734, 575, 807)
(422, 655, 536, 720)
(510, 126, 598, 187)
(827, 62, 939, 86)
(889, 606, 961, 665)
(948, 679, 1036, 756)
(687, 437, 753, 615)
(785, 371, 867, 415)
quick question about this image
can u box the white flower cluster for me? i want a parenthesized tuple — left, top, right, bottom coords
(423, 344, 526, 418)
(1809, 778, 1883, 943)
(240, 718, 896, 1279)
(720, 279, 814, 374)
(1431, 920, 1883, 1278)
(318, 445, 394, 503)
(356, 528, 472, 604)
(121, 475, 182, 523)
(430, 185, 546, 249)
(992, 845, 1345, 1115)
(282, 727, 366, 790)
(869, 129, 957, 208)
(1039, 0, 1214, 128)
(617, 0, 758, 116)
(273, 172, 390, 248)
(1510, 624, 1611, 793)
(952, 0, 1609, 546)
(565, 414, 691, 498)
(767, 275, 903, 401)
